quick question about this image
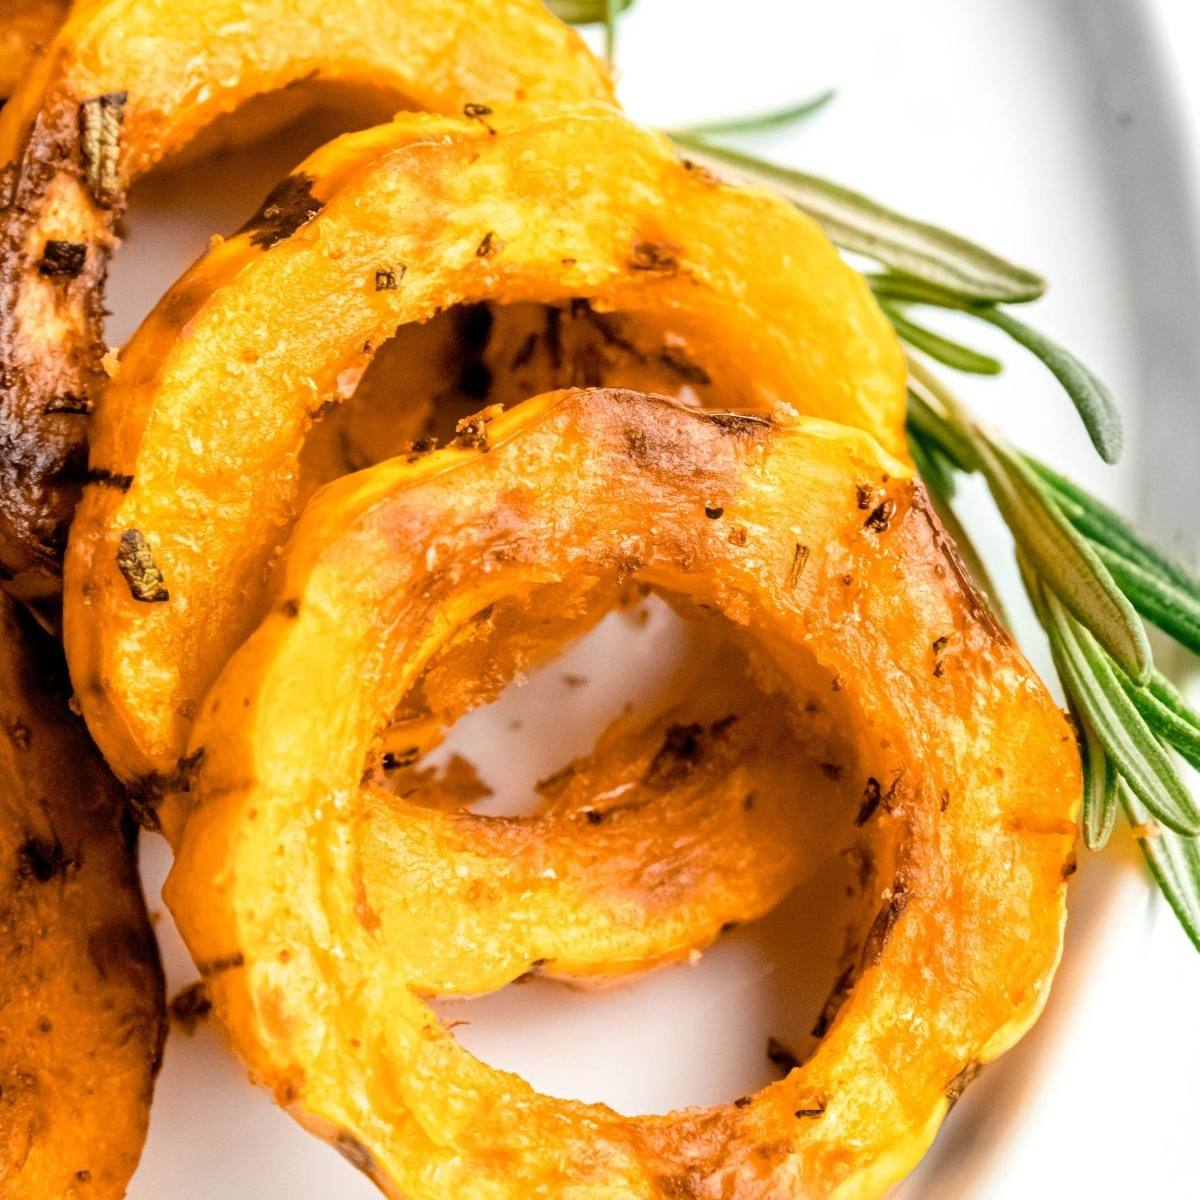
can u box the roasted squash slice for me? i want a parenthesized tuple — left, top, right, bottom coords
(65, 102, 906, 792)
(0, 0, 611, 603)
(0, 1, 66, 98)
(166, 388, 1078, 1200)
(0, 591, 164, 1199)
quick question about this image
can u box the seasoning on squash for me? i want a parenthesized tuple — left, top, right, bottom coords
(78, 91, 126, 207)
(116, 529, 168, 602)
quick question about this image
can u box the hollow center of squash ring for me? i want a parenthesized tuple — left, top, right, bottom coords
(360, 585, 901, 1115)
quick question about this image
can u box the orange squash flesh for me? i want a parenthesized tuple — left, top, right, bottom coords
(0, 0, 611, 603)
(65, 102, 907, 792)
(0, 592, 164, 1199)
(0, 1, 66, 98)
(166, 388, 1078, 1200)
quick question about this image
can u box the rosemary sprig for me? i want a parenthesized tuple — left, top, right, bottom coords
(910, 365, 1200, 945)
(670, 134, 1046, 303)
(545, 0, 633, 64)
(870, 273, 1123, 463)
(675, 90, 837, 137)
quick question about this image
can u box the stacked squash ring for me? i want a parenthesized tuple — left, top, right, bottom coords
(0, 3, 1081, 1197)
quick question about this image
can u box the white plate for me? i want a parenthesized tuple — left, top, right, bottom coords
(112, 2, 1200, 1195)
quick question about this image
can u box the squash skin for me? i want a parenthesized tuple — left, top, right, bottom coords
(166, 388, 1078, 1200)
(0, 0, 611, 605)
(0, 1, 66, 98)
(64, 102, 907, 792)
(0, 592, 164, 1199)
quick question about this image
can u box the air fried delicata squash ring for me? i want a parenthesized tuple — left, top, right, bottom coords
(0, 0, 611, 601)
(166, 389, 1079, 1200)
(66, 101, 907, 790)
(0, 593, 164, 1199)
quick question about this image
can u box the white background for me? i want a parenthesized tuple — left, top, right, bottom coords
(115, 2, 1200, 1195)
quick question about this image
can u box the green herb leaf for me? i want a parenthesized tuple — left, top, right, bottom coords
(1121, 674, 1200, 771)
(675, 90, 837, 137)
(1026, 459, 1200, 595)
(1094, 544, 1200, 656)
(1080, 713, 1118, 850)
(879, 300, 1003, 375)
(873, 275, 1122, 463)
(1147, 671, 1200, 735)
(905, 382, 979, 473)
(545, 0, 634, 23)
(1045, 592, 1200, 835)
(669, 136, 1045, 303)
(979, 307, 1122, 464)
(1120, 778, 1200, 953)
(974, 436, 1150, 680)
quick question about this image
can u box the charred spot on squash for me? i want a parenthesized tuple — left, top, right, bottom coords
(116, 530, 168, 602)
(945, 1061, 982, 1109)
(381, 747, 420, 770)
(629, 239, 679, 273)
(462, 102, 496, 134)
(242, 173, 324, 250)
(16, 835, 74, 883)
(43, 392, 93, 415)
(125, 747, 205, 830)
(453, 404, 504, 450)
(658, 344, 712, 386)
(812, 962, 857, 1039)
(78, 92, 126, 208)
(857, 777, 883, 825)
(84, 467, 133, 491)
(334, 1131, 379, 1178)
(642, 720, 726, 788)
(911, 484, 1010, 645)
(168, 981, 211, 1034)
(374, 266, 405, 291)
(37, 240, 87, 278)
(786, 542, 810, 589)
(475, 230, 504, 258)
(861, 881, 910, 966)
(656, 1174, 701, 1199)
(699, 410, 772, 437)
(766, 1036, 800, 1075)
(863, 498, 898, 533)
(196, 951, 246, 978)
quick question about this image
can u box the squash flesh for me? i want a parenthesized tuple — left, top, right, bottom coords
(0, 0, 611, 600)
(166, 388, 1077, 1200)
(0, 1, 66, 98)
(65, 102, 907, 788)
(0, 593, 164, 1199)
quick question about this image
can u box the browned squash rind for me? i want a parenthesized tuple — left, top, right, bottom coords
(65, 102, 906, 791)
(0, 0, 611, 603)
(0, 592, 164, 1199)
(166, 388, 1078, 1200)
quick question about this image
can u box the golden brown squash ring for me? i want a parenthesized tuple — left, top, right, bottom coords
(0, 0, 611, 603)
(0, 1, 66, 99)
(65, 101, 907, 793)
(166, 388, 1078, 1200)
(0, 591, 164, 1199)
